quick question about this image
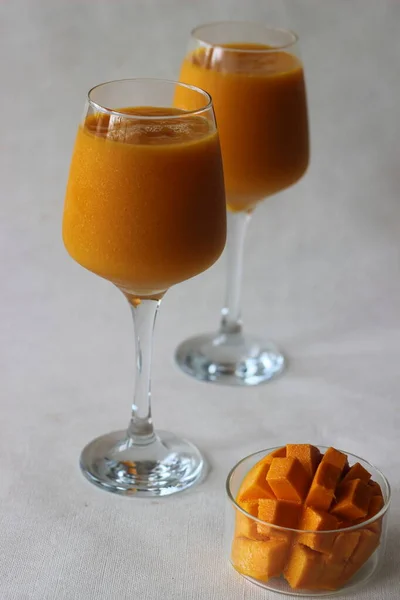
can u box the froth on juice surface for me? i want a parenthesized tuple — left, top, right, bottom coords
(178, 43, 309, 212)
(87, 106, 212, 145)
(63, 106, 226, 298)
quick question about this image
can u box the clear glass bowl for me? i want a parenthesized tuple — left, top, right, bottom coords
(225, 446, 391, 597)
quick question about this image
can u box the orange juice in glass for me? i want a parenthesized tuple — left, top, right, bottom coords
(63, 79, 226, 497)
(175, 23, 310, 386)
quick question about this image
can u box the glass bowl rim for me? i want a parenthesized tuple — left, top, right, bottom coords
(87, 77, 213, 120)
(225, 445, 391, 534)
(191, 21, 299, 53)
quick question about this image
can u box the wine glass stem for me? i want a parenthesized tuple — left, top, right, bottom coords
(220, 210, 252, 335)
(126, 296, 160, 444)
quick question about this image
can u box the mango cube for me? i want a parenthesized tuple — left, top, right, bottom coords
(368, 480, 383, 497)
(349, 528, 380, 565)
(340, 529, 380, 584)
(317, 562, 347, 590)
(286, 444, 321, 478)
(340, 462, 371, 485)
(305, 461, 342, 511)
(231, 537, 289, 582)
(331, 479, 372, 521)
(325, 531, 361, 563)
(235, 500, 265, 540)
(266, 458, 310, 503)
(284, 544, 323, 589)
(237, 460, 274, 503)
(263, 446, 286, 463)
(257, 498, 301, 540)
(323, 447, 348, 471)
(364, 495, 384, 534)
(297, 506, 338, 554)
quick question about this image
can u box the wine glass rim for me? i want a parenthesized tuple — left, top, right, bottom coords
(87, 77, 213, 120)
(191, 21, 299, 52)
(225, 445, 391, 534)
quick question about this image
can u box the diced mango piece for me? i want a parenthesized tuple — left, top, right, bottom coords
(317, 561, 346, 591)
(363, 494, 384, 520)
(340, 462, 371, 485)
(237, 460, 275, 504)
(336, 520, 353, 529)
(325, 531, 361, 563)
(355, 495, 384, 534)
(286, 444, 321, 478)
(314, 530, 362, 591)
(368, 480, 383, 497)
(323, 447, 348, 471)
(267, 458, 310, 503)
(331, 479, 372, 521)
(297, 506, 338, 554)
(231, 537, 289, 582)
(263, 446, 287, 464)
(340, 529, 380, 584)
(284, 544, 323, 589)
(305, 461, 341, 511)
(318, 562, 346, 590)
(235, 501, 265, 540)
(349, 529, 380, 565)
(257, 498, 301, 539)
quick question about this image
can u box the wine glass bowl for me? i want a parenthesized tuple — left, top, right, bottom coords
(63, 79, 226, 299)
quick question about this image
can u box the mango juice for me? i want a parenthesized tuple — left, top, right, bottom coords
(178, 44, 309, 211)
(63, 107, 226, 298)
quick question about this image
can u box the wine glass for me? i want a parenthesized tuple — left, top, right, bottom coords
(175, 22, 309, 386)
(62, 79, 226, 496)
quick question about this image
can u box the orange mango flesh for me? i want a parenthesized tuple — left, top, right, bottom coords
(266, 458, 310, 503)
(237, 461, 274, 504)
(355, 494, 384, 534)
(284, 544, 324, 590)
(331, 479, 373, 521)
(347, 529, 380, 567)
(232, 445, 384, 591)
(368, 480, 383, 497)
(297, 507, 338, 554)
(231, 537, 289, 581)
(262, 446, 287, 463)
(323, 447, 348, 471)
(257, 499, 301, 543)
(339, 530, 380, 585)
(341, 462, 371, 485)
(326, 531, 361, 563)
(305, 461, 342, 511)
(236, 447, 285, 503)
(235, 500, 266, 540)
(286, 444, 321, 478)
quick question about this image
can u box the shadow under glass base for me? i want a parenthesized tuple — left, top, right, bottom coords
(175, 331, 286, 386)
(80, 429, 205, 497)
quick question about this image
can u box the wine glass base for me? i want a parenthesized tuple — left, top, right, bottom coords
(80, 429, 205, 497)
(175, 332, 286, 386)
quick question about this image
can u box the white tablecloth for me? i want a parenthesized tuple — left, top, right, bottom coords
(1, 1, 399, 598)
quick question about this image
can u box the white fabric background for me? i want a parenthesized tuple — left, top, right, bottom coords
(1, 0, 399, 598)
